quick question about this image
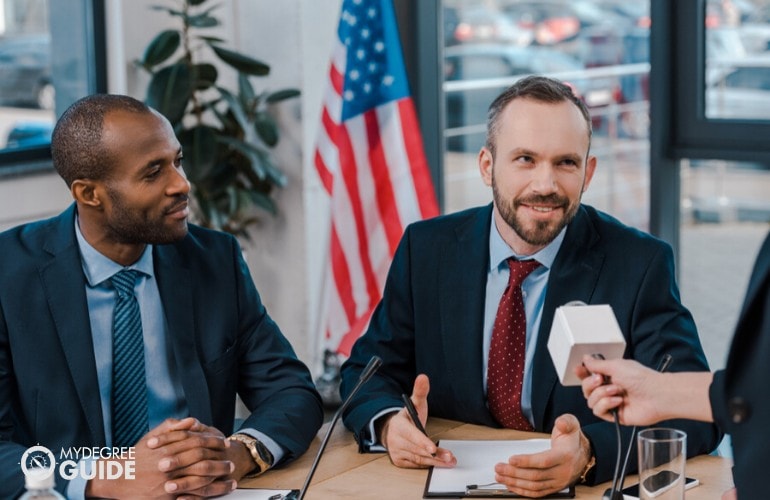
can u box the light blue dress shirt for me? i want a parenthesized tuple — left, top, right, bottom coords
(66, 218, 282, 499)
(483, 212, 566, 427)
(365, 213, 567, 448)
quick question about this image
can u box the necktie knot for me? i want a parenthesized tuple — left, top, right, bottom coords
(111, 270, 139, 298)
(507, 258, 541, 287)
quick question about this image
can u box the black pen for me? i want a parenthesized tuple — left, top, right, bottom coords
(401, 393, 436, 457)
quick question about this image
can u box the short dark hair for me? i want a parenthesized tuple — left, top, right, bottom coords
(51, 94, 153, 187)
(485, 75, 592, 159)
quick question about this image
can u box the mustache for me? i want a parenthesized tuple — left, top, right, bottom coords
(164, 195, 189, 214)
(514, 193, 569, 208)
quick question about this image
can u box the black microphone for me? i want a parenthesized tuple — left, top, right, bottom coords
(285, 355, 383, 500)
(602, 354, 674, 500)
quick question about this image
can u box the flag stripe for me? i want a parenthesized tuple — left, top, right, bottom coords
(398, 99, 439, 219)
(334, 119, 382, 311)
(364, 109, 404, 255)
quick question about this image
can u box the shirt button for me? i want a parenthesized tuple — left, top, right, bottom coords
(728, 397, 751, 424)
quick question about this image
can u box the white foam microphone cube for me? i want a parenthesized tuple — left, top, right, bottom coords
(547, 303, 626, 386)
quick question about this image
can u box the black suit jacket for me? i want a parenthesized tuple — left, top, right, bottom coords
(711, 232, 770, 499)
(341, 204, 721, 484)
(0, 204, 323, 498)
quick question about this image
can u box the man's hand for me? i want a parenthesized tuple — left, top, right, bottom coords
(494, 414, 590, 497)
(85, 418, 235, 499)
(379, 374, 456, 469)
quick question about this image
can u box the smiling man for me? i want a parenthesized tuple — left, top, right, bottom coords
(0, 94, 322, 499)
(340, 76, 721, 497)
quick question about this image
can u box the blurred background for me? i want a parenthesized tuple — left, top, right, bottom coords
(1, 0, 769, 420)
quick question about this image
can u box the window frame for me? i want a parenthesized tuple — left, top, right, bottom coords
(0, 0, 107, 176)
(667, 0, 770, 163)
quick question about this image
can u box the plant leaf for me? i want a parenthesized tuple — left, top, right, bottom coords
(197, 35, 226, 44)
(150, 6, 185, 17)
(211, 45, 270, 76)
(248, 191, 277, 215)
(146, 63, 192, 125)
(178, 125, 219, 182)
(238, 74, 256, 111)
(187, 0, 208, 6)
(218, 87, 251, 135)
(254, 112, 278, 147)
(266, 88, 300, 103)
(217, 136, 266, 180)
(192, 63, 218, 90)
(187, 13, 219, 28)
(141, 30, 180, 69)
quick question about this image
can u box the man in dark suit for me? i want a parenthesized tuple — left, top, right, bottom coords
(0, 94, 323, 499)
(581, 231, 770, 500)
(340, 76, 721, 497)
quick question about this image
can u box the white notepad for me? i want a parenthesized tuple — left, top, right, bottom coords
(424, 439, 573, 498)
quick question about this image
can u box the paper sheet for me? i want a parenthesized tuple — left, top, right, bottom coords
(427, 439, 552, 494)
(227, 488, 295, 499)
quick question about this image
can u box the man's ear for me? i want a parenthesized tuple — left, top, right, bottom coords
(479, 147, 494, 187)
(71, 179, 103, 209)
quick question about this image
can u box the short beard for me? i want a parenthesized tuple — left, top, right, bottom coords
(492, 173, 581, 247)
(106, 188, 188, 245)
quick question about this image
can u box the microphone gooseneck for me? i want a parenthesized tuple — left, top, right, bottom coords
(293, 355, 382, 500)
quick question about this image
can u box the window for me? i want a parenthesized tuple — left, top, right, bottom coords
(0, 0, 105, 174)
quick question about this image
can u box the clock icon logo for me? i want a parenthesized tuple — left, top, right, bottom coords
(20, 445, 56, 477)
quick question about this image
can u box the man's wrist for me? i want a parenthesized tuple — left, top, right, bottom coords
(227, 433, 274, 478)
(577, 433, 596, 485)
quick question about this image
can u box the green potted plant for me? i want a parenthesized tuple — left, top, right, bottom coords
(137, 0, 299, 238)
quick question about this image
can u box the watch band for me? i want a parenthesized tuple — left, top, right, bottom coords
(228, 433, 274, 477)
(578, 453, 596, 484)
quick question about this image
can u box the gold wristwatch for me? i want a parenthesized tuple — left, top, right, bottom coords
(578, 453, 596, 484)
(228, 433, 274, 477)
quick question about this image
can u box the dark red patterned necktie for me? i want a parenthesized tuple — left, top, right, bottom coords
(487, 258, 541, 430)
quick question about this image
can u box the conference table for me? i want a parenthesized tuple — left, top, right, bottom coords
(242, 418, 733, 499)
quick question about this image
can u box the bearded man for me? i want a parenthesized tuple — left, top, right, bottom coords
(339, 76, 721, 497)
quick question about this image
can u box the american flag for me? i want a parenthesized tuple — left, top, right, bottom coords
(315, 0, 439, 356)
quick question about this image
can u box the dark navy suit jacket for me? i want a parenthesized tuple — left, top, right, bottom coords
(0, 204, 322, 498)
(341, 204, 721, 484)
(711, 232, 770, 499)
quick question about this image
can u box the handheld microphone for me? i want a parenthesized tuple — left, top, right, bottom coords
(285, 355, 382, 500)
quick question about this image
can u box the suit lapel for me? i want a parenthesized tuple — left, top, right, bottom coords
(154, 243, 212, 423)
(439, 205, 494, 422)
(531, 207, 604, 427)
(40, 206, 106, 445)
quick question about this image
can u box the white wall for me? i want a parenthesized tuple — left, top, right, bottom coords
(110, 0, 341, 369)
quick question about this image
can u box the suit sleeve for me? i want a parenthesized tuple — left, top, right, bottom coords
(340, 227, 417, 449)
(229, 239, 323, 463)
(0, 301, 32, 498)
(582, 243, 722, 484)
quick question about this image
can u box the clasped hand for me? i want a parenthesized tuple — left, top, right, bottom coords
(86, 417, 239, 499)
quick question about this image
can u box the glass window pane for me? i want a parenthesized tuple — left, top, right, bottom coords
(442, 0, 651, 230)
(0, 0, 54, 154)
(705, 0, 770, 120)
(680, 158, 770, 368)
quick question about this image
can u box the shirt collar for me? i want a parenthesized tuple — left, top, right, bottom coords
(74, 215, 154, 287)
(488, 210, 566, 273)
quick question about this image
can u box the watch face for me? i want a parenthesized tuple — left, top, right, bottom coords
(21, 445, 57, 476)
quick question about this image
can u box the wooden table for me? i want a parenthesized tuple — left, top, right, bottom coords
(242, 418, 733, 499)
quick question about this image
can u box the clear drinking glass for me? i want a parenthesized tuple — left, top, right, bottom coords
(637, 428, 687, 500)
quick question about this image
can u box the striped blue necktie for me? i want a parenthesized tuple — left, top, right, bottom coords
(110, 269, 148, 448)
